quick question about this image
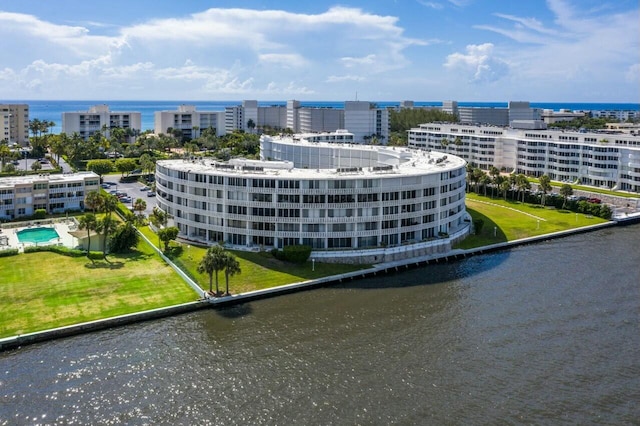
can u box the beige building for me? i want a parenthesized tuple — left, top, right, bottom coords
(0, 172, 100, 220)
(0, 104, 30, 146)
(62, 104, 142, 141)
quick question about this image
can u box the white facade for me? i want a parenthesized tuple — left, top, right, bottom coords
(0, 104, 30, 145)
(62, 104, 141, 141)
(155, 105, 225, 139)
(0, 172, 100, 220)
(155, 136, 467, 254)
(344, 101, 390, 143)
(298, 108, 344, 133)
(408, 122, 640, 192)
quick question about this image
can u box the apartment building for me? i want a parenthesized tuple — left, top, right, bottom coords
(408, 122, 640, 192)
(0, 104, 30, 145)
(155, 105, 225, 139)
(0, 172, 100, 220)
(155, 135, 467, 254)
(225, 100, 388, 143)
(62, 104, 142, 141)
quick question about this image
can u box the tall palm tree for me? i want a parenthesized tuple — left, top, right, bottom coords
(78, 213, 97, 257)
(96, 215, 118, 259)
(500, 180, 511, 200)
(560, 184, 573, 209)
(0, 143, 11, 169)
(197, 245, 227, 295)
(222, 253, 241, 295)
(102, 194, 119, 221)
(489, 166, 500, 198)
(538, 174, 552, 206)
(515, 174, 530, 203)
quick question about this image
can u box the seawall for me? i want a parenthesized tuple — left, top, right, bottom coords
(0, 220, 619, 352)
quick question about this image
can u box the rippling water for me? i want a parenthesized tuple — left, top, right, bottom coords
(1, 226, 639, 425)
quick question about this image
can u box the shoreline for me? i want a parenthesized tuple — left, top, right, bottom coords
(1, 219, 630, 352)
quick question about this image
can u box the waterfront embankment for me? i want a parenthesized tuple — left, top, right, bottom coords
(0, 219, 619, 352)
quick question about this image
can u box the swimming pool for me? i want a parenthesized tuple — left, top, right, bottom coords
(17, 227, 60, 244)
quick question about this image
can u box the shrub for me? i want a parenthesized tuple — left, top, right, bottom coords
(473, 219, 484, 235)
(271, 245, 312, 263)
(0, 248, 19, 257)
(23, 245, 85, 257)
(33, 209, 47, 220)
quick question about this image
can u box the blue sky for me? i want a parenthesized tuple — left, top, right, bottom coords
(0, 0, 638, 102)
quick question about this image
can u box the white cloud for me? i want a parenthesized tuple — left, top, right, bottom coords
(626, 64, 640, 83)
(258, 53, 308, 68)
(341, 54, 377, 68)
(0, 6, 435, 99)
(326, 75, 366, 83)
(444, 43, 509, 83)
(417, 1, 444, 10)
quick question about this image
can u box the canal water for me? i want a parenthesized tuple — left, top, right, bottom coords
(1, 225, 639, 425)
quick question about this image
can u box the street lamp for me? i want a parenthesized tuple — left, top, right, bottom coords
(312, 258, 315, 272)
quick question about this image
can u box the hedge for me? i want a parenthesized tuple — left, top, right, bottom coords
(0, 248, 19, 258)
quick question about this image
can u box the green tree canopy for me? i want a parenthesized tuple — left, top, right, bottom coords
(87, 159, 114, 177)
(158, 226, 179, 251)
(115, 158, 137, 176)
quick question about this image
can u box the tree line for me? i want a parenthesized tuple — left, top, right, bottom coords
(465, 165, 612, 219)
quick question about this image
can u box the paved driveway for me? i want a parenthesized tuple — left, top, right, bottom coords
(103, 175, 157, 217)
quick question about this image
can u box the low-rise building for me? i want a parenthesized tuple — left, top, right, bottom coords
(0, 172, 100, 220)
(408, 122, 640, 192)
(155, 105, 225, 139)
(62, 104, 142, 141)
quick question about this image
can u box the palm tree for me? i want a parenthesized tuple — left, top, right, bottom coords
(78, 213, 97, 257)
(500, 180, 511, 200)
(489, 166, 500, 197)
(560, 184, 573, 209)
(472, 168, 486, 194)
(538, 174, 552, 206)
(102, 194, 119, 220)
(246, 119, 256, 134)
(0, 143, 11, 169)
(479, 174, 491, 196)
(85, 190, 104, 213)
(96, 215, 119, 259)
(133, 198, 146, 214)
(222, 253, 241, 295)
(515, 174, 530, 202)
(197, 246, 227, 295)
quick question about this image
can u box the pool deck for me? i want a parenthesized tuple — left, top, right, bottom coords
(0, 220, 79, 252)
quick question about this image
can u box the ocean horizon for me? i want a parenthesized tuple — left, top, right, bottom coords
(4, 99, 639, 134)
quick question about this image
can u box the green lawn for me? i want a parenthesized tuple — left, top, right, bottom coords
(0, 237, 197, 338)
(455, 193, 609, 249)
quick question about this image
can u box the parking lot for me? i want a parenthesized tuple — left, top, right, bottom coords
(102, 175, 157, 217)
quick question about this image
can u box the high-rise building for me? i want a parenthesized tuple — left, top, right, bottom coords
(344, 101, 390, 143)
(0, 104, 30, 145)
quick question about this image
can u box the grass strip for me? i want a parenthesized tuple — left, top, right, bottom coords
(456, 193, 609, 249)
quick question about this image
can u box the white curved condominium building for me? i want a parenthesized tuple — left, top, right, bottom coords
(155, 135, 467, 252)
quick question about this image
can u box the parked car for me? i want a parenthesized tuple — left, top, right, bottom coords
(147, 192, 156, 197)
(140, 186, 150, 191)
(120, 196, 132, 203)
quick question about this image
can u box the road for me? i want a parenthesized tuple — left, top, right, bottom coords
(102, 174, 158, 217)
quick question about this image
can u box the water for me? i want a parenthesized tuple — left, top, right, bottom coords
(4, 100, 639, 134)
(1, 225, 639, 424)
(16, 227, 59, 244)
